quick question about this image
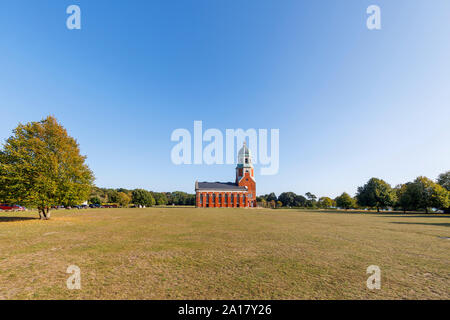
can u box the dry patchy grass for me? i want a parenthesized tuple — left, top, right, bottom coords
(0, 207, 448, 299)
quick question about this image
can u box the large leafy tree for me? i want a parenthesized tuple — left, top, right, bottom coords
(335, 192, 356, 210)
(278, 192, 296, 207)
(0, 116, 94, 219)
(397, 177, 449, 213)
(305, 192, 317, 208)
(152, 192, 168, 206)
(356, 178, 396, 212)
(132, 189, 155, 207)
(117, 192, 131, 207)
(293, 194, 307, 207)
(318, 197, 335, 208)
(412, 176, 449, 213)
(395, 183, 416, 213)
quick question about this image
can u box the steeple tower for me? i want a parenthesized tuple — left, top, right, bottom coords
(235, 142, 256, 207)
(236, 142, 254, 183)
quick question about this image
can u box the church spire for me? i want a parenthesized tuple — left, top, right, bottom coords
(236, 142, 254, 183)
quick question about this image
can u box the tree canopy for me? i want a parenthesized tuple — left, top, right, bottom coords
(356, 178, 396, 212)
(335, 192, 356, 210)
(132, 189, 155, 207)
(437, 171, 450, 191)
(117, 192, 131, 207)
(412, 176, 448, 213)
(318, 197, 335, 208)
(0, 116, 94, 219)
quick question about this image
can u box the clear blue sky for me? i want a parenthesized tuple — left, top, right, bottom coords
(1, 1, 449, 198)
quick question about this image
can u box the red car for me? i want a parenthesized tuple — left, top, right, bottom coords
(0, 204, 25, 211)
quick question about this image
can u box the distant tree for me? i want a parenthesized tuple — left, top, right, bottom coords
(269, 200, 276, 209)
(132, 189, 155, 207)
(167, 191, 195, 206)
(117, 188, 132, 194)
(266, 193, 277, 202)
(305, 192, 317, 208)
(278, 192, 295, 207)
(395, 183, 416, 213)
(89, 196, 102, 206)
(153, 192, 168, 206)
(305, 192, 317, 201)
(106, 189, 119, 203)
(293, 194, 307, 207)
(0, 116, 94, 219)
(90, 186, 108, 203)
(356, 178, 396, 212)
(117, 192, 131, 207)
(335, 192, 356, 210)
(259, 198, 267, 208)
(437, 171, 450, 191)
(412, 176, 449, 213)
(437, 171, 450, 213)
(318, 197, 334, 208)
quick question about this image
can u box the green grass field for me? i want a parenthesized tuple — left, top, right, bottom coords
(0, 207, 448, 300)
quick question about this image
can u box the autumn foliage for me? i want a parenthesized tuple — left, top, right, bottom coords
(0, 116, 94, 219)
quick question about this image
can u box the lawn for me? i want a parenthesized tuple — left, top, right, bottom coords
(0, 207, 448, 299)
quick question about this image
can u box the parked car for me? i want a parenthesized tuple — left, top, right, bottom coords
(0, 204, 25, 211)
(101, 204, 118, 208)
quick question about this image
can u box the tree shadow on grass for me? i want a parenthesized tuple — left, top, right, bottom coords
(380, 215, 450, 219)
(314, 210, 450, 218)
(0, 216, 38, 223)
(391, 222, 450, 227)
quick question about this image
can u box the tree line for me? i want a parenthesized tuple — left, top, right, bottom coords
(257, 172, 450, 213)
(0, 116, 196, 219)
(1, 116, 448, 219)
(89, 187, 195, 207)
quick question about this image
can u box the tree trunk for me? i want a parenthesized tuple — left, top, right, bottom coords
(39, 207, 51, 220)
(45, 207, 51, 219)
(425, 207, 428, 214)
(377, 207, 380, 213)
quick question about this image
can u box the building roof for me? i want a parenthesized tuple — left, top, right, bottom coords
(196, 181, 247, 192)
(237, 142, 253, 168)
(238, 141, 251, 158)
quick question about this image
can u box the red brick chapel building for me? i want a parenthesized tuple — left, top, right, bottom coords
(195, 142, 256, 208)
